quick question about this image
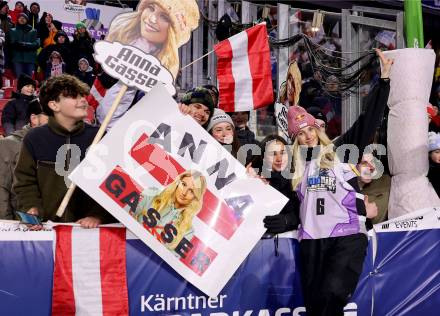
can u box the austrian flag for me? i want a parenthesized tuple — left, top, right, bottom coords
(52, 226, 129, 316)
(215, 23, 273, 112)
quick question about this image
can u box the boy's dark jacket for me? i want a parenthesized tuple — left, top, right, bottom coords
(13, 117, 114, 223)
(1, 92, 35, 136)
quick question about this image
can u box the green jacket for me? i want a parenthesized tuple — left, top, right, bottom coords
(13, 117, 113, 223)
(361, 174, 391, 225)
(0, 126, 29, 219)
(9, 24, 39, 64)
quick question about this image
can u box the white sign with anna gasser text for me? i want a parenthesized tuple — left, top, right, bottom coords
(69, 85, 288, 297)
(94, 41, 176, 95)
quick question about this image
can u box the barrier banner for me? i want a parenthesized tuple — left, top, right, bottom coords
(69, 85, 288, 296)
(1, 214, 440, 315)
(21, 0, 131, 40)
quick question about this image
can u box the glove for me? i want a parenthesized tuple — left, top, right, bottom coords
(263, 214, 289, 234)
(263, 212, 298, 234)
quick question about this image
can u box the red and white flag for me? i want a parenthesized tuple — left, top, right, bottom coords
(52, 226, 129, 316)
(86, 78, 107, 110)
(215, 23, 273, 112)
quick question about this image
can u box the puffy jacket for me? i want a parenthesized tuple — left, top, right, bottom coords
(9, 23, 39, 64)
(74, 69, 95, 87)
(1, 92, 36, 136)
(0, 126, 29, 219)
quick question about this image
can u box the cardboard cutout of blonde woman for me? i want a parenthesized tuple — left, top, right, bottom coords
(134, 170, 207, 253)
(275, 61, 302, 140)
(95, 0, 200, 129)
(279, 61, 302, 106)
(384, 48, 440, 218)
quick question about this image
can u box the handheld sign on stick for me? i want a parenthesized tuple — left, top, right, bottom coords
(56, 0, 200, 218)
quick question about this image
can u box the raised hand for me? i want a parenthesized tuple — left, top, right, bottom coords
(375, 48, 394, 79)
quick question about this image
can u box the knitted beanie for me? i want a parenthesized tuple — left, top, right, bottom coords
(17, 74, 36, 91)
(18, 12, 29, 21)
(207, 108, 234, 131)
(137, 0, 200, 47)
(287, 105, 319, 138)
(75, 21, 86, 29)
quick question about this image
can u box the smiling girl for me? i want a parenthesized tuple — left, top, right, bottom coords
(287, 105, 378, 316)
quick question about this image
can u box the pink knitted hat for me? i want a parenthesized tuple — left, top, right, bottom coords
(287, 105, 319, 138)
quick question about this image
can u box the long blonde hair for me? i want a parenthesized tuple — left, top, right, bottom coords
(279, 61, 302, 105)
(291, 128, 337, 190)
(105, 0, 180, 79)
(152, 170, 207, 249)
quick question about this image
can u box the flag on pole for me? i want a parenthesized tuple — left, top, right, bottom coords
(215, 23, 274, 112)
(404, 0, 424, 48)
(52, 226, 129, 316)
(86, 78, 107, 110)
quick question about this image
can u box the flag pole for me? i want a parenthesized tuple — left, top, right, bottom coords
(55, 84, 129, 218)
(181, 49, 215, 71)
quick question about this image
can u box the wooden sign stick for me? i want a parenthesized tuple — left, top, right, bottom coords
(55, 84, 129, 218)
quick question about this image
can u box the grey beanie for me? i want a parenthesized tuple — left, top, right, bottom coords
(207, 108, 234, 131)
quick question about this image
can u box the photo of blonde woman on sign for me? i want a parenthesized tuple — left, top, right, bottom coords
(106, 0, 200, 79)
(135, 170, 207, 252)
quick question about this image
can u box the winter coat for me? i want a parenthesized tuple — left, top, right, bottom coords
(13, 117, 115, 223)
(28, 12, 39, 29)
(9, 23, 40, 64)
(268, 170, 300, 230)
(37, 32, 72, 73)
(75, 69, 95, 87)
(1, 93, 36, 136)
(37, 19, 62, 48)
(360, 174, 391, 225)
(8, 9, 22, 25)
(70, 34, 95, 69)
(428, 162, 440, 198)
(0, 126, 29, 219)
(333, 78, 390, 156)
(236, 126, 256, 146)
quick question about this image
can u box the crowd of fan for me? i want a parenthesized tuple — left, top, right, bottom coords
(0, 1, 96, 134)
(0, 3, 439, 314)
(0, 1, 438, 226)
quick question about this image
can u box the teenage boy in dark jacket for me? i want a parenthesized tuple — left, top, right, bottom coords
(1, 74, 36, 136)
(13, 74, 113, 228)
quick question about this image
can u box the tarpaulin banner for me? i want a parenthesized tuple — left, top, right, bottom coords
(21, 0, 131, 40)
(1, 208, 440, 315)
(69, 85, 288, 296)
